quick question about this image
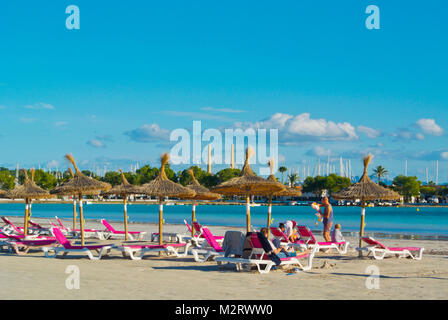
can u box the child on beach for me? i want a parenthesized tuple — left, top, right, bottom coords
(331, 224, 345, 250)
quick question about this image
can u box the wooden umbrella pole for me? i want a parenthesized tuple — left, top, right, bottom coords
(79, 193, 85, 246)
(159, 197, 164, 245)
(358, 201, 366, 256)
(191, 201, 196, 237)
(72, 196, 77, 230)
(246, 195, 251, 232)
(24, 198, 29, 236)
(267, 195, 272, 237)
(124, 195, 128, 241)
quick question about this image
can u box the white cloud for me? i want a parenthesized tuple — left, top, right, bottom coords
(416, 118, 443, 136)
(124, 123, 170, 143)
(306, 146, 332, 157)
(24, 102, 54, 110)
(47, 160, 59, 168)
(236, 113, 358, 144)
(357, 125, 381, 138)
(87, 139, 105, 148)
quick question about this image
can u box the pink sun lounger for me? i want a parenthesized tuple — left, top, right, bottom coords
(42, 228, 115, 260)
(192, 221, 224, 242)
(54, 216, 107, 240)
(358, 237, 424, 260)
(216, 233, 317, 274)
(270, 227, 306, 249)
(297, 225, 349, 254)
(2, 237, 57, 256)
(117, 241, 191, 260)
(100, 219, 146, 241)
(191, 227, 225, 262)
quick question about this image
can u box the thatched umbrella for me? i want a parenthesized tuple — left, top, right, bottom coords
(211, 147, 285, 232)
(102, 170, 142, 240)
(263, 159, 289, 235)
(140, 154, 195, 245)
(7, 169, 52, 235)
(51, 154, 111, 245)
(51, 168, 78, 230)
(185, 169, 221, 236)
(332, 154, 400, 250)
(0, 189, 7, 198)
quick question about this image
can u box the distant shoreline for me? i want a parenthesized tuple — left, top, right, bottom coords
(1, 199, 447, 208)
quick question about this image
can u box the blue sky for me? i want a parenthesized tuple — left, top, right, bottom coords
(0, 1, 447, 182)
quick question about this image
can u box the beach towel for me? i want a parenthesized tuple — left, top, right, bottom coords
(222, 231, 245, 257)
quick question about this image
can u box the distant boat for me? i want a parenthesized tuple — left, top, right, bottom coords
(289, 201, 297, 206)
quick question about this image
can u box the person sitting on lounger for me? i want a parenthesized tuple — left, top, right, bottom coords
(261, 228, 299, 258)
(280, 221, 299, 243)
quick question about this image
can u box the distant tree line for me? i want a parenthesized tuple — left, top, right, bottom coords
(0, 164, 447, 202)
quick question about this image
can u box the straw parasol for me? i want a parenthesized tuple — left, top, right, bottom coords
(185, 169, 221, 236)
(332, 154, 400, 251)
(7, 169, 52, 235)
(51, 168, 79, 229)
(140, 153, 196, 245)
(51, 154, 111, 245)
(0, 189, 7, 198)
(211, 147, 285, 232)
(263, 159, 289, 235)
(102, 170, 143, 240)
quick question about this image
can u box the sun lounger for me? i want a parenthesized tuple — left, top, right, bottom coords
(54, 216, 107, 240)
(193, 221, 224, 243)
(270, 227, 306, 249)
(116, 242, 191, 260)
(357, 237, 424, 260)
(3, 237, 57, 255)
(191, 227, 225, 262)
(216, 232, 317, 274)
(1, 217, 42, 235)
(42, 228, 115, 260)
(100, 219, 146, 240)
(297, 225, 349, 254)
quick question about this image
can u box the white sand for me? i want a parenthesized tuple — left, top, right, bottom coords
(1, 217, 447, 300)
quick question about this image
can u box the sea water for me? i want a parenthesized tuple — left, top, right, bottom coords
(1, 202, 447, 239)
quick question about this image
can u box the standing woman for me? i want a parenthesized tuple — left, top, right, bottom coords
(316, 197, 333, 242)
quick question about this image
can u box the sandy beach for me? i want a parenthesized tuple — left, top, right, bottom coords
(1, 217, 447, 300)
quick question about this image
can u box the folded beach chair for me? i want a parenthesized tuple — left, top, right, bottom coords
(191, 227, 225, 262)
(358, 237, 424, 260)
(216, 232, 317, 274)
(55, 216, 107, 240)
(117, 242, 191, 260)
(100, 219, 146, 241)
(43, 228, 115, 260)
(270, 227, 306, 249)
(297, 225, 349, 254)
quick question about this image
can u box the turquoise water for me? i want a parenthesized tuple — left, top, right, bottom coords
(1, 203, 447, 237)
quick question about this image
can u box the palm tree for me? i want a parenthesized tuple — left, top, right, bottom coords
(372, 165, 388, 183)
(278, 166, 287, 183)
(288, 173, 299, 187)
